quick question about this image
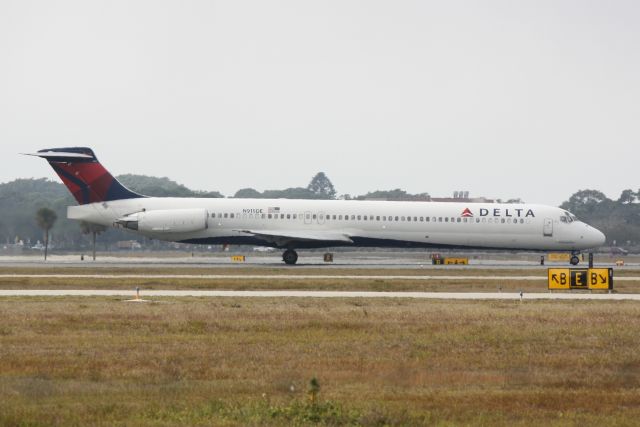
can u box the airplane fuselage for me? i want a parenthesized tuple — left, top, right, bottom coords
(68, 197, 605, 251)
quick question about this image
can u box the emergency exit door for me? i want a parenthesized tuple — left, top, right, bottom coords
(543, 218, 553, 237)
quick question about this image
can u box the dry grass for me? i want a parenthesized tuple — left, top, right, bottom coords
(1, 297, 640, 426)
(0, 266, 639, 293)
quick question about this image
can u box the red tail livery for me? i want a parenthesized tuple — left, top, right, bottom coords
(27, 147, 143, 205)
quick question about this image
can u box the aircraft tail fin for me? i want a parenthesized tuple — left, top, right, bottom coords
(25, 147, 144, 205)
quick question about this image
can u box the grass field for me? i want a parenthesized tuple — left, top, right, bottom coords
(2, 297, 640, 426)
(0, 266, 639, 293)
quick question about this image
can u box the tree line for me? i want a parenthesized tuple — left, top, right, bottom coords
(0, 173, 638, 250)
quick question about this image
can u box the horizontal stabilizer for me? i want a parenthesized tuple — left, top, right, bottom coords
(23, 151, 94, 160)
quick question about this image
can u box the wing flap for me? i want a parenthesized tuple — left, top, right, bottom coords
(234, 229, 353, 247)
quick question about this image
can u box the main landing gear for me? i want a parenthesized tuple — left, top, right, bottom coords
(282, 249, 298, 265)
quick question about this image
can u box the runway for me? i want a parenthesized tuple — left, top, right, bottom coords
(1, 273, 638, 281)
(1, 289, 638, 300)
(1, 254, 638, 269)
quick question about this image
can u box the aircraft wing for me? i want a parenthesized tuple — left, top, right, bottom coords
(234, 229, 353, 247)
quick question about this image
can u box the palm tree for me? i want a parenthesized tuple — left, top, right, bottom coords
(80, 221, 108, 260)
(35, 208, 57, 260)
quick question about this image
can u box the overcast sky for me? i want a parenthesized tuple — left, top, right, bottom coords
(1, 0, 638, 206)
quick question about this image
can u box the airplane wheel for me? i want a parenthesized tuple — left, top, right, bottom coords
(570, 255, 580, 266)
(283, 249, 298, 265)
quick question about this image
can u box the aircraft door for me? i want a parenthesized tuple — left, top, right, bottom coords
(543, 218, 553, 237)
(304, 211, 312, 225)
(317, 212, 326, 225)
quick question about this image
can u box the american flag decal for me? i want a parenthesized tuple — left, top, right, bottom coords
(268, 207, 281, 213)
(461, 208, 473, 217)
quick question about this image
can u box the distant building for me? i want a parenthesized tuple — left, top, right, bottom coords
(116, 240, 142, 250)
(359, 190, 495, 203)
(429, 191, 494, 203)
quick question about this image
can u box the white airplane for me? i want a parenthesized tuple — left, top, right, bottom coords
(27, 147, 606, 265)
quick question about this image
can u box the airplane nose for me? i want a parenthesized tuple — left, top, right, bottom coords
(589, 226, 606, 247)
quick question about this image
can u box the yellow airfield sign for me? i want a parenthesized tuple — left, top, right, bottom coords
(548, 268, 613, 290)
(548, 253, 571, 262)
(588, 268, 614, 290)
(548, 269, 571, 290)
(444, 258, 469, 265)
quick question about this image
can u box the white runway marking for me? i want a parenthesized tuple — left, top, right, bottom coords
(1, 274, 638, 281)
(0, 289, 638, 300)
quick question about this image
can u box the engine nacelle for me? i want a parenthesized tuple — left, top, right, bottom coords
(117, 209, 208, 233)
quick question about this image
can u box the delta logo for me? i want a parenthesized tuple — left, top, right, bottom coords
(460, 207, 536, 218)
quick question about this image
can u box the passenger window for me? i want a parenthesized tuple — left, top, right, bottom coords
(520, 219, 524, 224)
(268, 214, 272, 219)
(332, 215, 337, 220)
(224, 213, 228, 218)
(445, 217, 449, 222)
(261, 214, 266, 219)
(457, 218, 461, 223)
(438, 217, 442, 222)
(376, 216, 380, 221)
(312, 214, 317, 220)
(407, 216, 411, 222)
(363, 215, 367, 220)
(338, 215, 343, 220)
(420, 217, 423, 222)
(501, 218, 505, 223)
(293, 214, 297, 219)
(426, 217, 430, 222)
(357, 215, 361, 220)
(306, 214, 311, 219)
(476, 218, 480, 223)
(401, 216, 406, 221)
(351, 215, 355, 220)
(395, 216, 399, 221)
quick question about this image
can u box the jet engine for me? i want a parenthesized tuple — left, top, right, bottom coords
(116, 209, 208, 233)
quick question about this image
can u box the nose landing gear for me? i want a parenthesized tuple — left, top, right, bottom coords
(570, 251, 581, 266)
(282, 249, 298, 265)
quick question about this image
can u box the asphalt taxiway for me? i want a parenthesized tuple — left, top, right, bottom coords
(1, 273, 638, 281)
(1, 254, 637, 269)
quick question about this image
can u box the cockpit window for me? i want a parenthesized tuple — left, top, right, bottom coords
(561, 211, 577, 223)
